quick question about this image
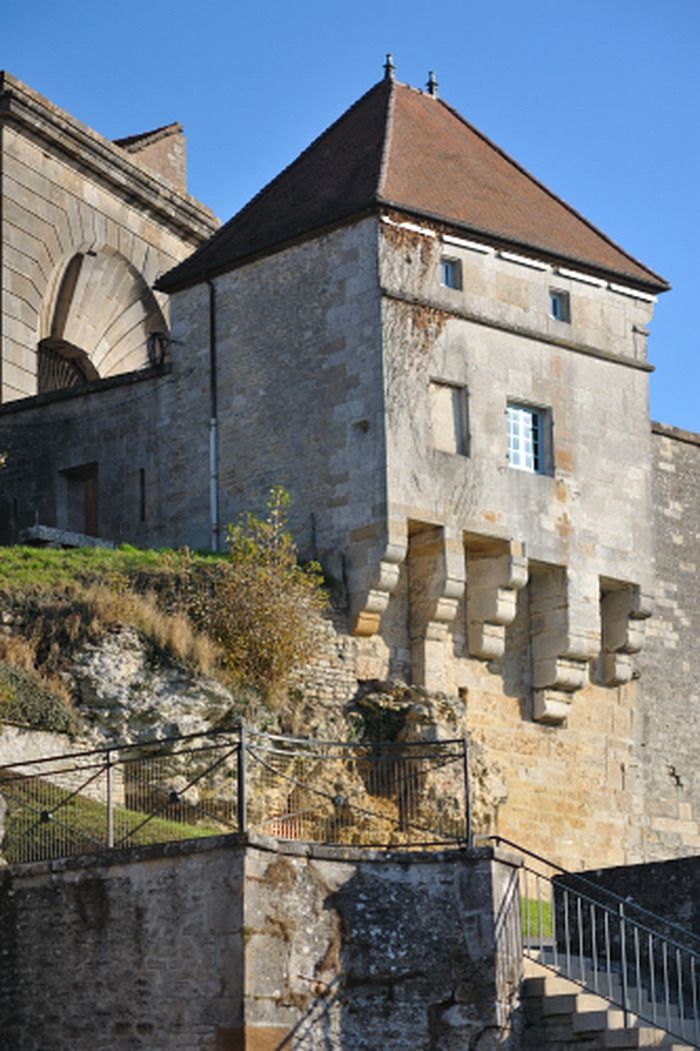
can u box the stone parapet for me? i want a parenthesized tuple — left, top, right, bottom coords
(0, 833, 523, 1050)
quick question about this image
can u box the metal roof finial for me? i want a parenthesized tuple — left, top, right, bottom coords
(426, 70, 438, 97)
(383, 54, 396, 81)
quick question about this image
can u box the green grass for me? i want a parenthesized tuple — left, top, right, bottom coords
(1, 775, 229, 864)
(521, 896, 553, 939)
(0, 544, 223, 595)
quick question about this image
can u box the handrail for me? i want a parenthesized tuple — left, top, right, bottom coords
(0, 725, 465, 774)
(246, 728, 467, 749)
(0, 726, 239, 771)
(506, 834, 700, 1045)
(488, 834, 700, 951)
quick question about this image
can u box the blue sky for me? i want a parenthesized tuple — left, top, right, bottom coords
(3, 0, 698, 429)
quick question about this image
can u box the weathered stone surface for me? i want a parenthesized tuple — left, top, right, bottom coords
(0, 836, 522, 1050)
(636, 424, 700, 860)
(0, 791, 6, 864)
(70, 628, 235, 744)
(578, 854, 700, 945)
(0, 73, 216, 404)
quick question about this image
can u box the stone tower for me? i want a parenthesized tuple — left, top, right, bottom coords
(158, 71, 668, 725)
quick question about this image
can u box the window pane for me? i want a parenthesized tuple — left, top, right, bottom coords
(507, 403, 545, 473)
(440, 258, 461, 290)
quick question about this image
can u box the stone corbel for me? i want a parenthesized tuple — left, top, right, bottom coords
(348, 522, 407, 637)
(531, 567, 600, 725)
(466, 541, 528, 660)
(409, 526, 466, 690)
(601, 585, 653, 686)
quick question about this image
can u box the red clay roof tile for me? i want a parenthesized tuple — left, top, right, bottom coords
(157, 78, 668, 293)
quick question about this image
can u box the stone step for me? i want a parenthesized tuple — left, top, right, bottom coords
(572, 1008, 629, 1033)
(602, 1027, 695, 1048)
(524, 952, 696, 1038)
(522, 956, 699, 1050)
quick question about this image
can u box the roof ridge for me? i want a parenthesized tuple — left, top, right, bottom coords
(172, 78, 392, 280)
(434, 95, 668, 289)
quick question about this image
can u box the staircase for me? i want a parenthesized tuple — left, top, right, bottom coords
(523, 958, 697, 1049)
(487, 837, 700, 1051)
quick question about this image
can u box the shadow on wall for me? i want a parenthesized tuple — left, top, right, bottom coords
(245, 848, 522, 1051)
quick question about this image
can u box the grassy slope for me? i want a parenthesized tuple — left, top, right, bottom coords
(0, 544, 220, 594)
(1, 774, 229, 864)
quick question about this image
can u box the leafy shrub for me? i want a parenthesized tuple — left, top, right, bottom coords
(190, 487, 326, 702)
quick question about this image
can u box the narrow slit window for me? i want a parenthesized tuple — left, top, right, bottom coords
(549, 289, 571, 322)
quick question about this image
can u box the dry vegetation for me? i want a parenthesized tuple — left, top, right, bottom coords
(0, 489, 327, 732)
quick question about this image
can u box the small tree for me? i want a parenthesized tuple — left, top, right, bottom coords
(203, 487, 326, 702)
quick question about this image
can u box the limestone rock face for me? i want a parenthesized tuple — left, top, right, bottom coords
(347, 679, 508, 835)
(70, 628, 236, 745)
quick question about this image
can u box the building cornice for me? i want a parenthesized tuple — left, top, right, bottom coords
(0, 72, 218, 246)
(652, 421, 700, 447)
(381, 287, 655, 374)
(0, 363, 171, 417)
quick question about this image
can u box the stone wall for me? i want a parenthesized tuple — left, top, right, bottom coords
(173, 217, 388, 563)
(291, 598, 646, 872)
(0, 834, 523, 1051)
(579, 854, 700, 943)
(0, 72, 216, 403)
(0, 367, 175, 544)
(636, 424, 700, 860)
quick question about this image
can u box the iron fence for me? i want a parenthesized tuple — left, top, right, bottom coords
(0, 727, 470, 865)
(491, 835, 700, 1048)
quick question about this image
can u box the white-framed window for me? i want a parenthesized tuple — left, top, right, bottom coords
(430, 381, 469, 455)
(440, 257, 462, 290)
(549, 289, 571, 322)
(506, 403, 549, 473)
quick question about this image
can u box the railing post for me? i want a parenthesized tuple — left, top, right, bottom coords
(619, 902, 629, 1027)
(237, 723, 247, 834)
(462, 736, 472, 847)
(105, 749, 114, 849)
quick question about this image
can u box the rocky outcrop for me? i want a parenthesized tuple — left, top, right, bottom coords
(69, 628, 237, 744)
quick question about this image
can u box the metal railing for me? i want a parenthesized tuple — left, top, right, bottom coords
(0, 727, 471, 865)
(243, 728, 469, 847)
(490, 835, 700, 1048)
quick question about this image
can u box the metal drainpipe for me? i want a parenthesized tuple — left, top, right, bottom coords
(206, 275, 220, 552)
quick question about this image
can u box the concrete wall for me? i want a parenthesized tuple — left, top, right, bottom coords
(0, 835, 523, 1050)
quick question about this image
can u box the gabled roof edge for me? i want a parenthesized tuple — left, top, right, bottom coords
(157, 199, 669, 296)
(158, 79, 392, 293)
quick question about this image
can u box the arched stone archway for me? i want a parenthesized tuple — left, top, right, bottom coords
(38, 248, 168, 393)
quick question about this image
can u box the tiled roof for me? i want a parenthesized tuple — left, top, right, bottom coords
(157, 78, 668, 293)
